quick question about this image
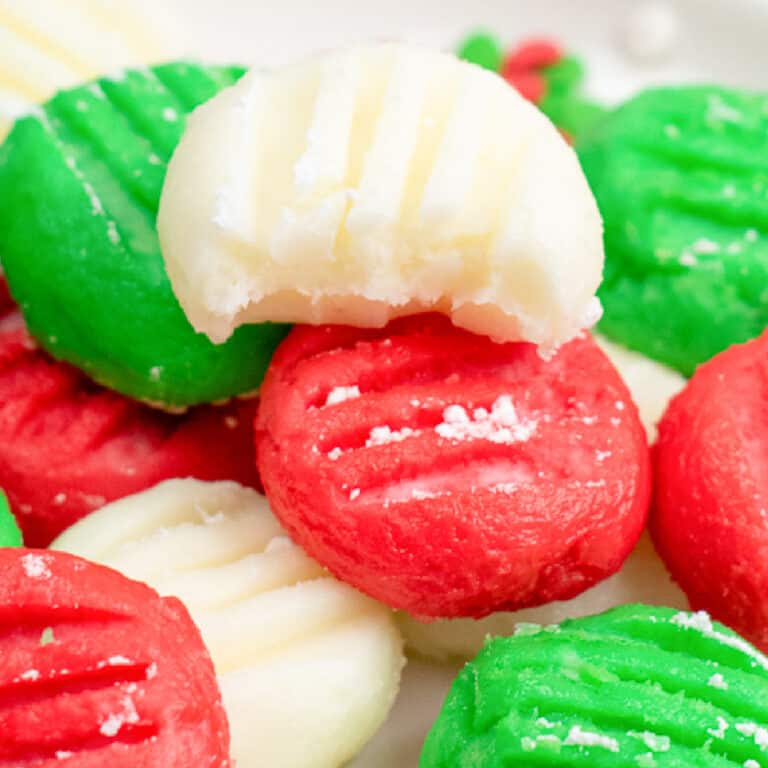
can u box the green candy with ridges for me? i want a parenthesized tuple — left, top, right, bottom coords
(0, 62, 289, 409)
(421, 604, 768, 767)
(579, 86, 768, 376)
(0, 491, 22, 547)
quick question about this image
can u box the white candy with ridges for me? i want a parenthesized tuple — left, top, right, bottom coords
(0, 0, 179, 137)
(400, 532, 688, 660)
(53, 479, 404, 768)
(159, 44, 604, 349)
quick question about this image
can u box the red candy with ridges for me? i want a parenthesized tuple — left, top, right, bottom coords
(256, 316, 651, 618)
(0, 279, 260, 547)
(653, 331, 768, 651)
(0, 548, 230, 767)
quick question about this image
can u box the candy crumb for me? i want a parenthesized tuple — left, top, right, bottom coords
(628, 731, 671, 752)
(99, 696, 139, 737)
(435, 395, 537, 444)
(22, 553, 52, 580)
(367, 425, 420, 447)
(564, 725, 620, 752)
(735, 723, 768, 749)
(708, 716, 729, 740)
(325, 385, 361, 406)
(708, 673, 728, 690)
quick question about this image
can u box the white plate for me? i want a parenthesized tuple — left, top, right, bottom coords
(161, 1, 768, 765)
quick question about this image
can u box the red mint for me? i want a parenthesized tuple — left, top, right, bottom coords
(256, 316, 651, 618)
(653, 330, 768, 651)
(0, 548, 229, 767)
(0, 279, 261, 546)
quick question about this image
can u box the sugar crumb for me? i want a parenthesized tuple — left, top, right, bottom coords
(22, 554, 52, 580)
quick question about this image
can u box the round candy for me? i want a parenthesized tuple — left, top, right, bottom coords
(159, 44, 603, 353)
(53, 479, 404, 768)
(421, 604, 768, 768)
(0, 62, 288, 409)
(0, 489, 23, 547)
(579, 85, 768, 376)
(653, 330, 768, 651)
(256, 315, 651, 618)
(0, 278, 260, 546)
(0, 548, 230, 767)
(400, 532, 687, 661)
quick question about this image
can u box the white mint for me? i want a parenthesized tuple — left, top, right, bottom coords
(399, 532, 688, 661)
(52, 479, 403, 768)
(158, 44, 603, 350)
(0, 0, 182, 140)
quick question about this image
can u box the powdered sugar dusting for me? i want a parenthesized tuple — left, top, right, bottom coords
(671, 611, 768, 670)
(564, 725, 619, 752)
(366, 425, 421, 447)
(99, 696, 139, 737)
(435, 396, 537, 444)
(708, 673, 728, 690)
(735, 722, 768, 749)
(708, 716, 729, 740)
(324, 385, 361, 406)
(22, 554, 52, 580)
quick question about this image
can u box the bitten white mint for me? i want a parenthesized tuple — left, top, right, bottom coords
(158, 44, 604, 349)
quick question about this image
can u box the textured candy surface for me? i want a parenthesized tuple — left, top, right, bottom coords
(400, 532, 687, 661)
(54, 479, 404, 768)
(0, 279, 260, 547)
(0, 62, 288, 408)
(159, 44, 603, 351)
(256, 315, 651, 617)
(0, 489, 22, 547)
(579, 86, 768, 376)
(0, 0, 179, 138)
(595, 335, 685, 442)
(653, 330, 768, 651)
(420, 604, 768, 767)
(0, 548, 230, 767)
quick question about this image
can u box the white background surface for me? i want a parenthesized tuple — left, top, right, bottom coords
(162, 1, 768, 765)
